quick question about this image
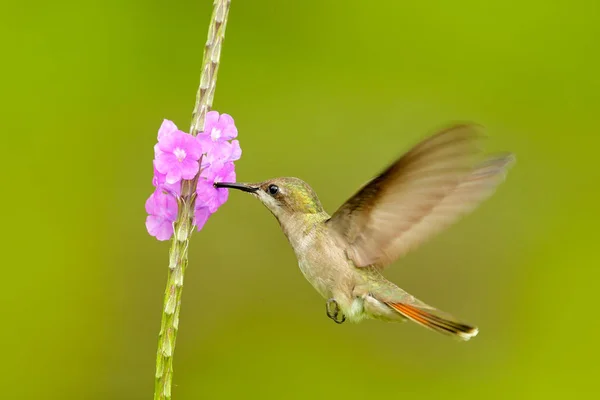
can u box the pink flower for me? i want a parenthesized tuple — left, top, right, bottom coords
(202, 139, 242, 177)
(155, 129, 203, 184)
(145, 113, 241, 239)
(145, 190, 178, 241)
(197, 111, 238, 155)
(196, 161, 236, 213)
(205, 111, 238, 141)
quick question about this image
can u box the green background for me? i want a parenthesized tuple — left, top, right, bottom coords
(2, 0, 599, 398)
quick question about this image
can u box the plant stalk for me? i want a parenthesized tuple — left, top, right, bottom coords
(154, 1, 231, 399)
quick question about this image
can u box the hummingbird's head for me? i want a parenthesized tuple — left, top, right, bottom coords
(215, 177, 324, 219)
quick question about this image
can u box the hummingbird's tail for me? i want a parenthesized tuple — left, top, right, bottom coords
(386, 302, 478, 341)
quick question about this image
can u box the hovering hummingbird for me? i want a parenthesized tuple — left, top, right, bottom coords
(215, 124, 514, 340)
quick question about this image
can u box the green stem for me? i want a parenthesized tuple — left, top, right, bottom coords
(190, 0, 231, 137)
(154, 1, 231, 399)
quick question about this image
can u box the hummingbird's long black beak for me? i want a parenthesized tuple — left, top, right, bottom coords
(214, 182, 258, 193)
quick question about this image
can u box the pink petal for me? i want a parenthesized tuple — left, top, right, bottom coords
(199, 165, 212, 180)
(200, 161, 219, 181)
(158, 129, 185, 152)
(163, 193, 179, 221)
(201, 112, 220, 137)
(219, 113, 234, 126)
(165, 168, 182, 185)
(154, 143, 164, 158)
(146, 214, 160, 235)
(164, 181, 182, 197)
(200, 155, 210, 169)
(146, 190, 178, 219)
(155, 153, 176, 174)
(205, 111, 220, 129)
(202, 141, 231, 176)
(184, 134, 204, 160)
(221, 123, 237, 140)
(155, 222, 174, 241)
(195, 180, 219, 212)
(222, 162, 236, 182)
(146, 215, 173, 241)
(215, 187, 229, 209)
(179, 158, 200, 180)
(153, 164, 182, 197)
(145, 192, 157, 214)
(194, 206, 212, 231)
(228, 140, 242, 161)
(153, 163, 165, 187)
(196, 134, 214, 157)
(158, 119, 178, 140)
(212, 161, 235, 182)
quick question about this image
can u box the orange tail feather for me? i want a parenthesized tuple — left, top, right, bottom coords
(387, 302, 478, 340)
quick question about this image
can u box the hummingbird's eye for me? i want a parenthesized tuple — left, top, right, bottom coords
(267, 184, 279, 195)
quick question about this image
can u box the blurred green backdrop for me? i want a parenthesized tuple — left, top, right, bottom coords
(2, 0, 599, 398)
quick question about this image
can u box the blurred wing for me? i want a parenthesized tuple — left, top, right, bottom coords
(327, 124, 514, 268)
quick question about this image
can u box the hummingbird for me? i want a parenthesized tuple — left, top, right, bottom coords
(215, 124, 514, 340)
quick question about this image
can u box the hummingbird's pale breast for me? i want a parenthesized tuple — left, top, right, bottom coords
(274, 211, 340, 299)
(280, 212, 391, 323)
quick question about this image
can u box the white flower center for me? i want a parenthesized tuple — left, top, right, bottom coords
(173, 147, 187, 162)
(210, 128, 222, 141)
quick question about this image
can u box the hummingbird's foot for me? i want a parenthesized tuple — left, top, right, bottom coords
(326, 298, 346, 324)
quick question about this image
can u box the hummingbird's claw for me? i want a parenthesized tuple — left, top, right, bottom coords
(326, 298, 346, 324)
